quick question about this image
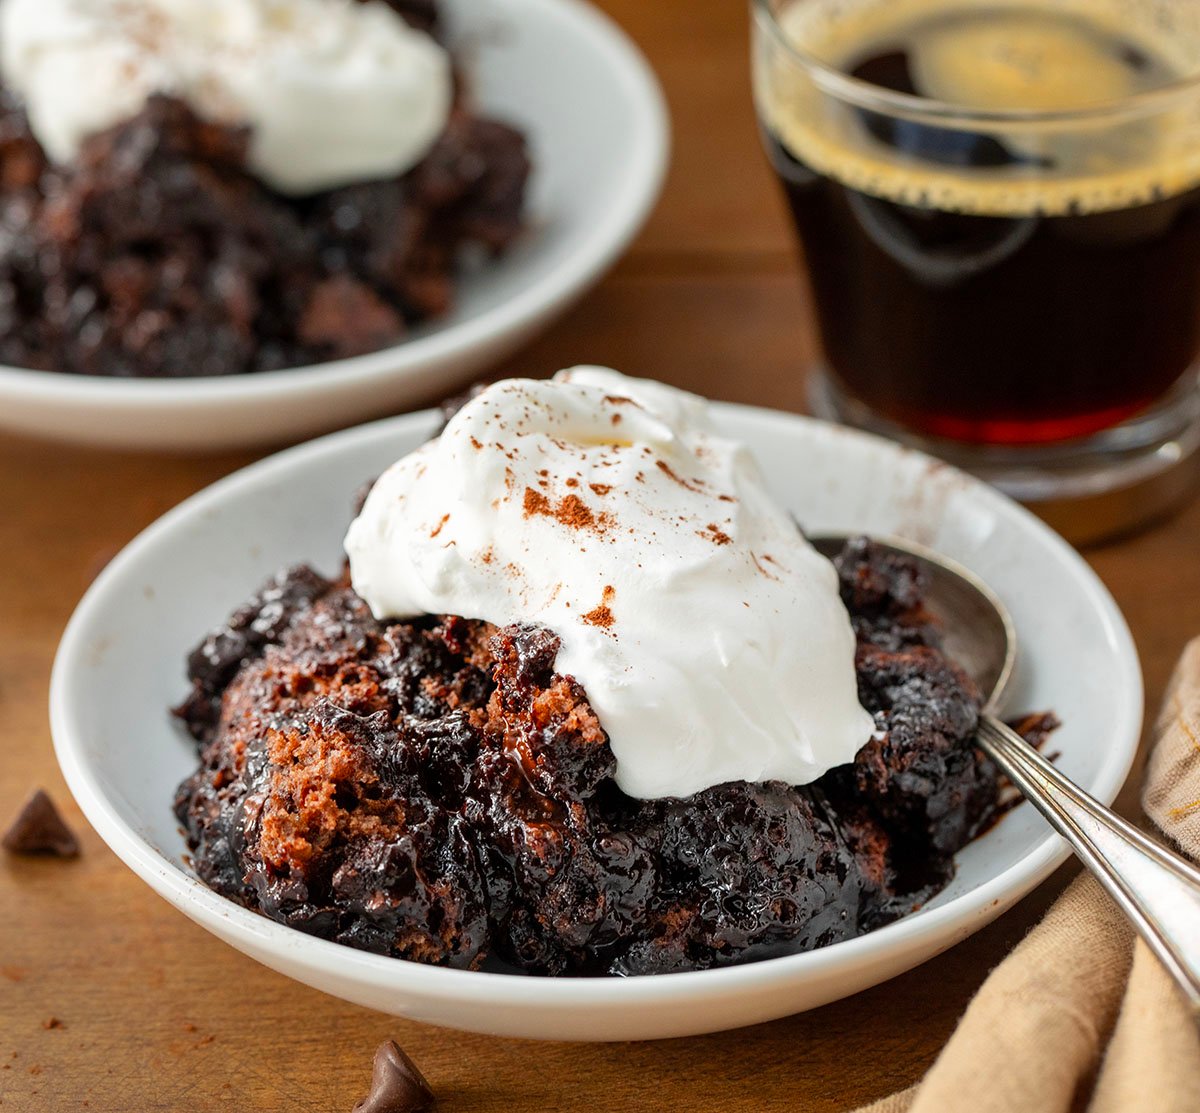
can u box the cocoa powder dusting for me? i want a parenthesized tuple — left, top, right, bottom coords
(655, 459, 707, 494)
(523, 488, 611, 533)
(698, 523, 732, 546)
(752, 554, 780, 581)
(558, 494, 595, 529)
(582, 586, 616, 629)
(523, 487, 551, 517)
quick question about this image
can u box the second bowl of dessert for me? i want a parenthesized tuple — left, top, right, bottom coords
(0, 0, 668, 450)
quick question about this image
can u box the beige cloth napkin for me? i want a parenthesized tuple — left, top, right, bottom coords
(858, 638, 1200, 1113)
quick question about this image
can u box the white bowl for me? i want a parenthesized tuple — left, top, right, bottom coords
(0, 0, 668, 452)
(51, 407, 1142, 1041)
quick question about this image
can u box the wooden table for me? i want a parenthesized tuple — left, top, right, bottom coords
(2, 2, 1197, 1109)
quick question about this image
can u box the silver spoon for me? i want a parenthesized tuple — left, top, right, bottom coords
(812, 534, 1200, 1018)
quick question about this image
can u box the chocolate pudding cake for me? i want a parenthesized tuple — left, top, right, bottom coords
(172, 372, 1052, 975)
(0, 0, 529, 377)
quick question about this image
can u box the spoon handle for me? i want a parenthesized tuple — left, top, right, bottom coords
(977, 715, 1200, 1019)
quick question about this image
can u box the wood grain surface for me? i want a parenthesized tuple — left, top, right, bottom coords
(2, 2, 1198, 1109)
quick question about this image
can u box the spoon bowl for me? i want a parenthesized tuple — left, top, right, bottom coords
(810, 534, 1015, 710)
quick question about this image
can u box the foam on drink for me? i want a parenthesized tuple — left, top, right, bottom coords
(757, 0, 1200, 216)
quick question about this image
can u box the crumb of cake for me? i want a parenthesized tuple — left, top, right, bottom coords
(297, 276, 405, 360)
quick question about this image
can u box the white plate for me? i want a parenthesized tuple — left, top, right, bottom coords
(0, 0, 668, 451)
(51, 407, 1143, 1041)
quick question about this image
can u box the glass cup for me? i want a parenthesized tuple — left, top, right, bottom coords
(751, 0, 1200, 541)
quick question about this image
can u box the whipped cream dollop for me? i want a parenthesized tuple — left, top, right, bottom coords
(0, 0, 453, 195)
(345, 369, 875, 800)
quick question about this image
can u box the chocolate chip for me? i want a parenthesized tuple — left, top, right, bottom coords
(352, 1040, 436, 1113)
(2, 790, 80, 858)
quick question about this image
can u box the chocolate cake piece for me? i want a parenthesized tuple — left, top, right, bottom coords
(467, 624, 658, 974)
(175, 581, 494, 967)
(173, 537, 1022, 976)
(612, 781, 872, 974)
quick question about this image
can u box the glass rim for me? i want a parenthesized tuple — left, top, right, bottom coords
(752, 0, 1200, 126)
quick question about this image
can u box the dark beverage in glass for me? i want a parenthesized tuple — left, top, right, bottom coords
(752, 0, 1200, 534)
